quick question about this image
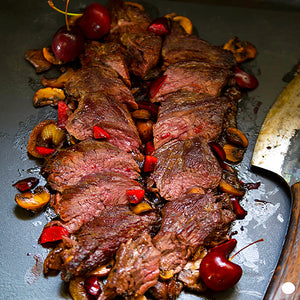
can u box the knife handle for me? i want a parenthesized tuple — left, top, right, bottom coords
(264, 182, 300, 300)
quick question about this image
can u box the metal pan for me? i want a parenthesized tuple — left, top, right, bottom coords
(0, 1, 299, 299)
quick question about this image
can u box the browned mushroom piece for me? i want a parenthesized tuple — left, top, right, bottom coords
(25, 49, 52, 73)
(132, 109, 152, 120)
(226, 127, 249, 148)
(41, 68, 75, 88)
(223, 143, 246, 163)
(89, 260, 114, 278)
(131, 202, 153, 214)
(164, 13, 193, 34)
(136, 119, 154, 142)
(27, 119, 65, 158)
(42, 47, 64, 65)
(69, 277, 92, 300)
(15, 186, 51, 212)
(223, 36, 257, 63)
(33, 87, 66, 107)
(219, 179, 245, 197)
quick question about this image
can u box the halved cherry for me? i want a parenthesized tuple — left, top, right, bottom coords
(143, 155, 158, 172)
(230, 196, 247, 219)
(234, 67, 258, 90)
(39, 225, 69, 245)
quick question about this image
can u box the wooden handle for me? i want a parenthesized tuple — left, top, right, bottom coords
(264, 182, 300, 300)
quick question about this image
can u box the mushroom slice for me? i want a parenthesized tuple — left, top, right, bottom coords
(15, 186, 51, 212)
(25, 49, 52, 73)
(27, 119, 64, 158)
(69, 277, 91, 300)
(33, 87, 65, 107)
(223, 144, 245, 163)
(164, 13, 193, 34)
(226, 127, 248, 148)
(223, 36, 257, 63)
(132, 202, 153, 214)
(42, 47, 63, 65)
(41, 68, 75, 88)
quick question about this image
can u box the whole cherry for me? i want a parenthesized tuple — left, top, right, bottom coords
(199, 239, 242, 291)
(77, 3, 111, 40)
(51, 25, 85, 62)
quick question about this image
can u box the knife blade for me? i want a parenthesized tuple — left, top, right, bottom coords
(251, 73, 300, 300)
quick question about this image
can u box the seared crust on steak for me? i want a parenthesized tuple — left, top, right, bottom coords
(100, 232, 161, 299)
(65, 93, 141, 152)
(153, 193, 235, 275)
(151, 61, 233, 102)
(60, 205, 159, 281)
(51, 172, 143, 233)
(153, 90, 228, 148)
(148, 137, 222, 200)
(42, 140, 140, 192)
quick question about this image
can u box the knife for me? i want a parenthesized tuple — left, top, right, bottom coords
(251, 73, 300, 299)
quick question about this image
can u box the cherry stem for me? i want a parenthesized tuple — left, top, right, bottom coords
(229, 238, 264, 261)
(48, 0, 82, 17)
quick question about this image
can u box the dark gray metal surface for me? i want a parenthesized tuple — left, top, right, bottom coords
(0, 1, 299, 299)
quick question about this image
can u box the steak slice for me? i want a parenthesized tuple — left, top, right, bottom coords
(80, 40, 131, 87)
(59, 205, 159, 281)
(107, 0, 152, 38)
(120, 31, 162, 78)
(42, 140, 140, 192)
(152, 193, 235, 275)
(65, 93, 141, 153)
(99, 232, 161, 299)
(65, 65, 137, 109)
(153, 90, 227, 149)
(147, 137, 222, 201)
(151, 60, 233, 102)
(162, 31, 236, 69)
(51, 172, 143, 233)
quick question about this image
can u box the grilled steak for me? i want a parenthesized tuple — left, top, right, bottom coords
(65, 93, 141, 152)
(152, 193, 235, 275)
(162, 30, 236, 69)
(42, 140, 140, 192)
(107, 0, 152, 38)
(151, 60, 233, 102)
(65, 64, 137, 109)
(60, 205, 159, 281)
(148, 279, 183, 300)
(153, 90, 228, 149)
(120, 31, 162, 78)
(100, 232, 161, 299)
(80, 40, 131, 87)
(107, 0, 162, 78)
(51, 172, 143, 233)
(147, 137, 222, 200)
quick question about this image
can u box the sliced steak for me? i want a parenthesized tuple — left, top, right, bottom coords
(147, 137, 222, 201)
(162, 31, 236, 69)
(153, 90, 227, 148)
(99, 232, 161, 299)
(151, 61, 233, 102)
(65, 93, 141, 153)
(51, 172, 143, 233)
(65, 65, 137, 109)
(152, 193, 235, 275)
(107, 0, 152, 38)
(42, 140, 140, 192)
(120, 31, 162, 78)
(59, 205, 159, 281)
(80, 40, 131, 87)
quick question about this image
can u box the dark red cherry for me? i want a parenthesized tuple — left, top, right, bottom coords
(200, 239, 242, 291)
(234, 67, 259, 90)
(77, 3, 111, 40)
(51, 26, 84, 62)
(84, 276, 102, 297)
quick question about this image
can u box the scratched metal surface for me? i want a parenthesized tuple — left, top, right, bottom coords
(0, 1, 299, 299)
